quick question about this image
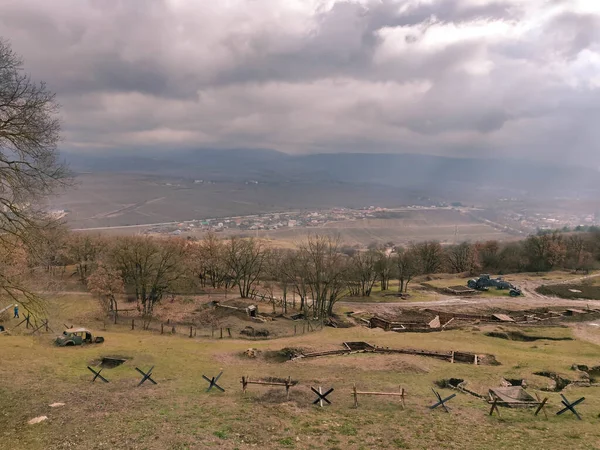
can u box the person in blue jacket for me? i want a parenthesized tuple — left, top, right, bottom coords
(13, 304, 19, 319)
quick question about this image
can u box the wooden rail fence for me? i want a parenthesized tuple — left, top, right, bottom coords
(352, 383, 406, 409)
(241, 376, 295, 400)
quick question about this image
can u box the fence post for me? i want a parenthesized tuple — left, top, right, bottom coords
(285, 376, 291, 401)
(132, 319, 135, 330)
(220, 328, 223, 339)
(171, 326, 176, 334)
(161, 324, 164, 334)
(227, 328, 231, 338)
(294, 325, 297, 335)
(189, 326, 193, 338)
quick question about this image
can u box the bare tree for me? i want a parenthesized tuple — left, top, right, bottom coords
(0, 239, 43, 313)
(296, 235, 347, 319)
(87, 263, 124, 323)
(268, 248, 296, 313)
(375, 248, 394, 291)
(445, 242, 477, 274)
(191, 232, 229, 288)
(224, 237, 269, 298)
(349, 250, 379, 297)
(66, 233, 104, 284)
(524, 232, 566, 272)
(29, 223, 69, 274)
(0, 38, 71, 314)
(413, 241, 443, 274)
(111, 236, 187, 320)
(476, 240, 500, 272)
(565, 235, 595, 272)
(396, 246, 419, 293)
(282, 249, 310, 311)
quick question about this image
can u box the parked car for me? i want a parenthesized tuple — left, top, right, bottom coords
(55, 328, 104, 346)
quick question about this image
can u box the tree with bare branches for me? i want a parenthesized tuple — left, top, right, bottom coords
(348, 250, 379, 297)
(224, 237, 269, 298)
(296, 235, 348, 319)
(66, 233, 104, 284)
(0, 38, 71, 314)
(445, 242, 477, 274)
(111, 236, 187, 319)
(412, 241, 443, 274)
(395, 246, 420, 293)
(190, 232, 229, 288)
(87, 263, 124, 323)
(375, 248, 394, 291)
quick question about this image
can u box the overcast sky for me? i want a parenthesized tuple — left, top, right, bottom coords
(1, 0, 599, 164)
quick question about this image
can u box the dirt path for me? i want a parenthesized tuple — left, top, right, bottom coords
(570, 323, 600, 347)
(518, 272, 600, 302)
(341, 295, 600, 315)
(342, 272, 600, 313)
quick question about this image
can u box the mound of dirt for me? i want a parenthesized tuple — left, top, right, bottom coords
(240, 326, 270, 337)
(241, 348, 262, 358)
(388, 360, 429, 374)
(265, 348, 304, 362)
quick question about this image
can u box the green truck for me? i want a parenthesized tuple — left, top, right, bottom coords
(55, 328, 105, 346)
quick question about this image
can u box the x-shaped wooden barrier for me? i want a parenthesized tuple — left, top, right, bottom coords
(311, 386, 334, 407)
(489, 394, 549, 418)
(489, 398, 500, 416)
(30, 319, 51, 335)
(534, 393, 549, 418)
(203, 371, 225, 392)
(430, 389, 456, 413)
(557, 394, 585, 420)
(15, 314, 31, 329)
(87, 366, 109, 383)
(136, 366, 157, 387)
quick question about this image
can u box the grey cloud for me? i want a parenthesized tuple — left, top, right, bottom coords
(0, 0, 599, 165)
(367, 0, 517, 29)
(545, 12, 600, 58)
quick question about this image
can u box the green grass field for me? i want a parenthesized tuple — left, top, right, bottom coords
(2, 294, 600, 449)
(342, 280, 442, 303)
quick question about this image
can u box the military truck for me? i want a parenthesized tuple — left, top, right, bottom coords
(55, 328, 105, 346)
(467, 274, 522, 297)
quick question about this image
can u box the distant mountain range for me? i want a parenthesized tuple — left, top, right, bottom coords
(64, 149, 600, 201)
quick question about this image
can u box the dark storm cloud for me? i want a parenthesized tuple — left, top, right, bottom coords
(0, 0, 598, 164)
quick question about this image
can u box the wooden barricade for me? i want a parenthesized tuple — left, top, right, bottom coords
(241, 376, 295, 400)
(352, 383, 406, 409)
